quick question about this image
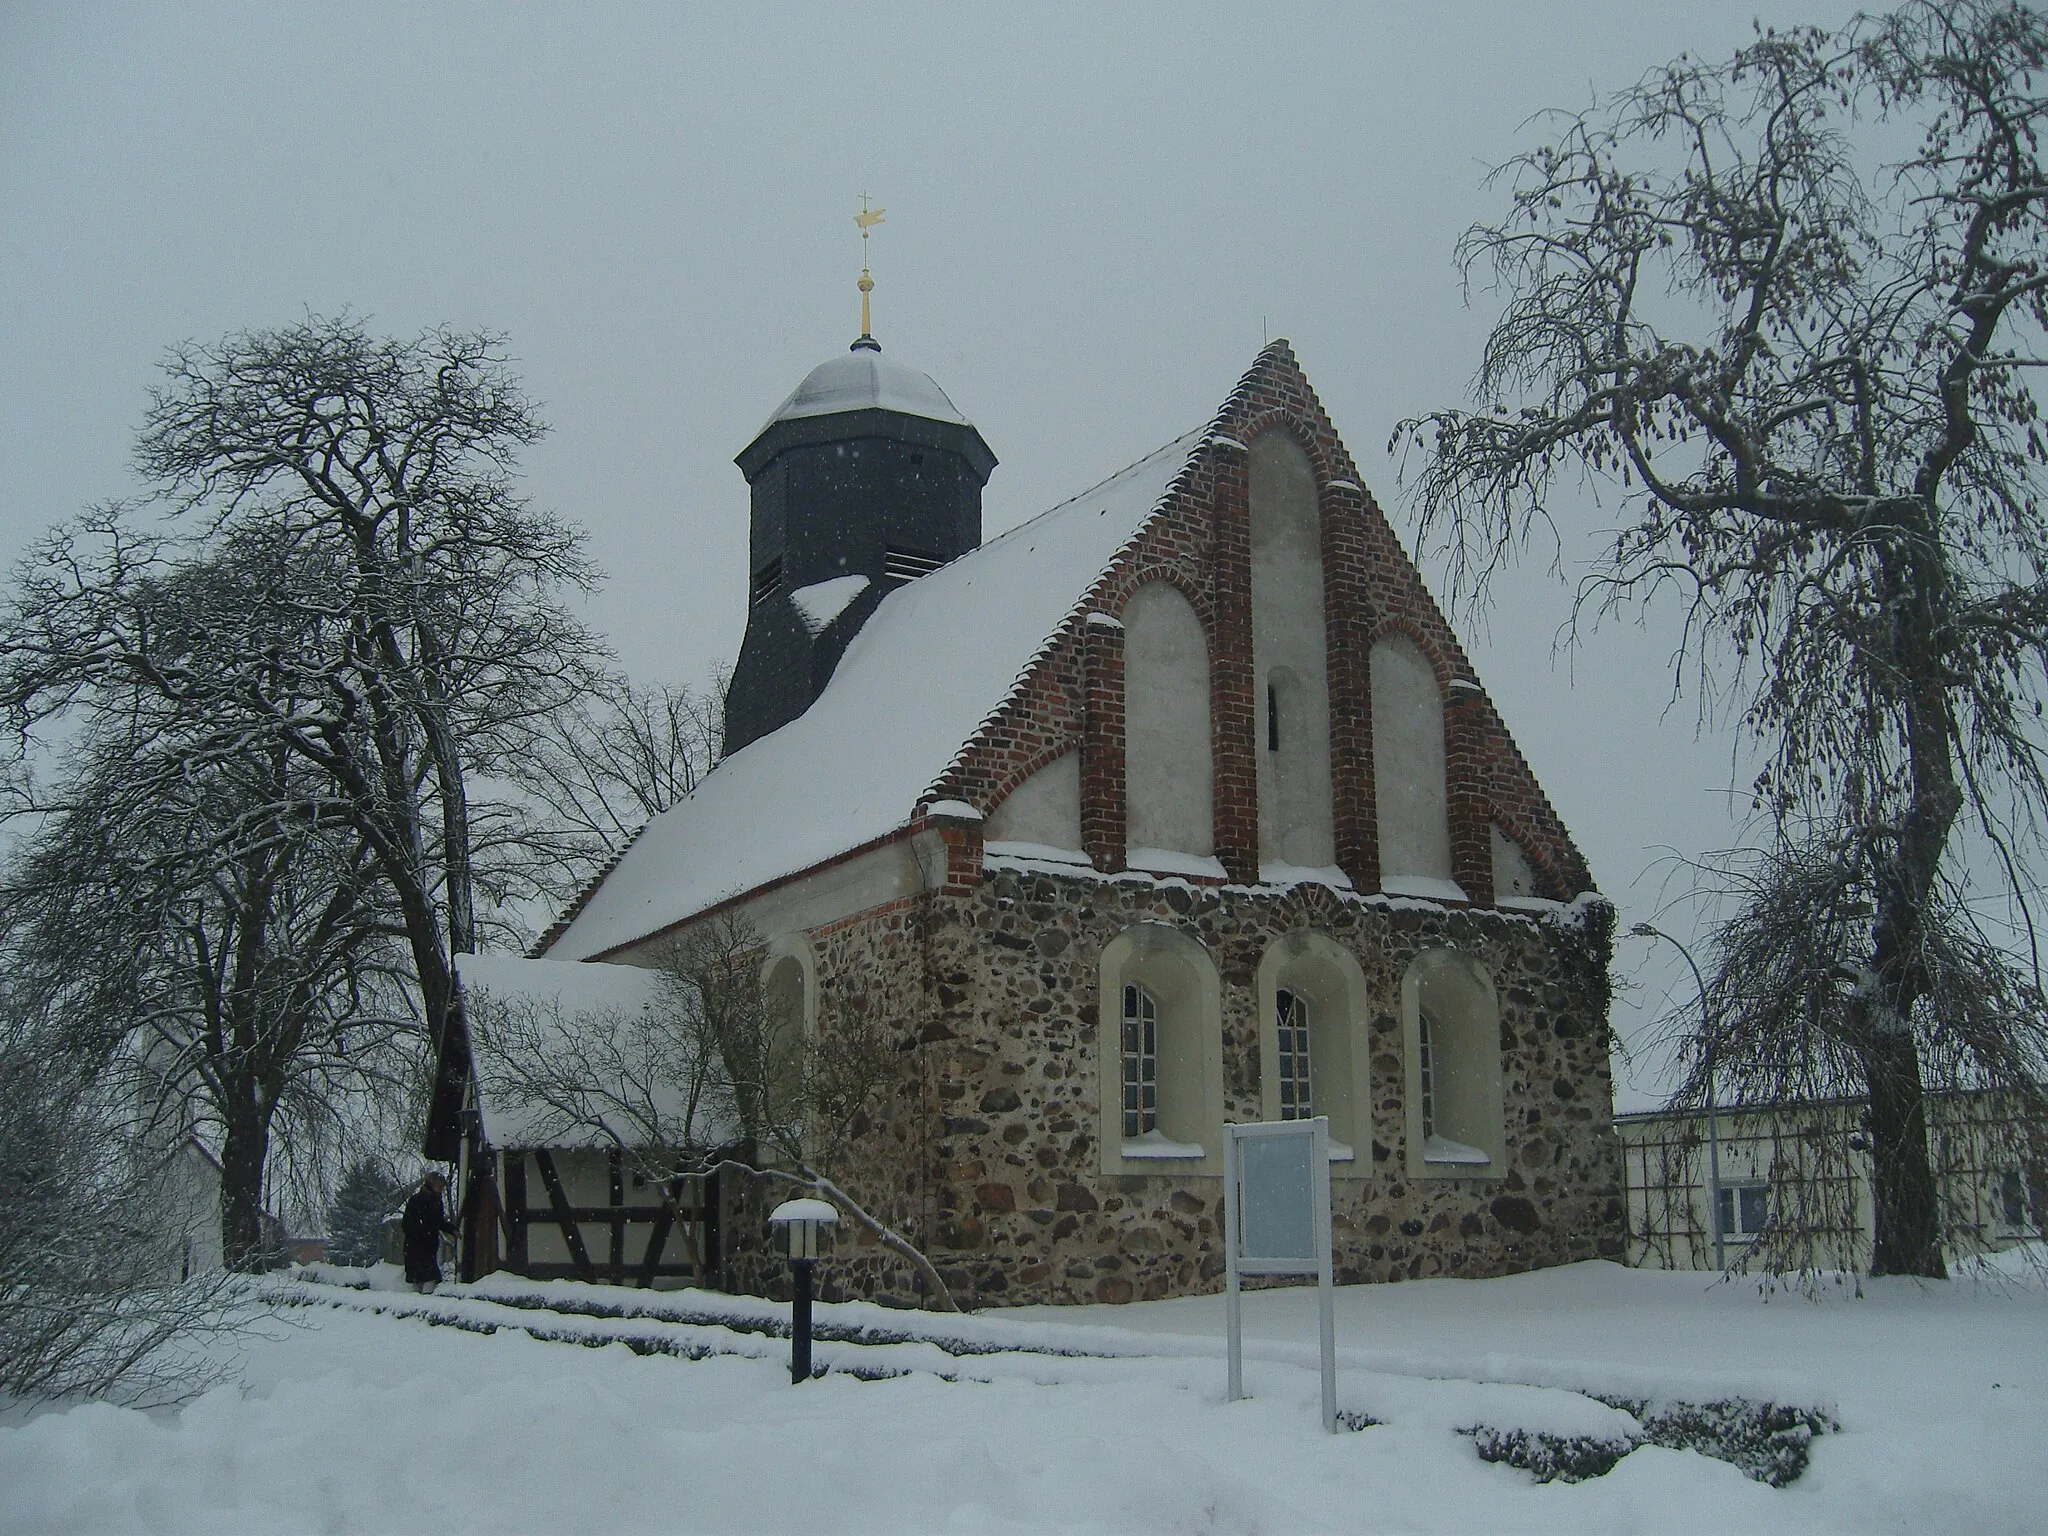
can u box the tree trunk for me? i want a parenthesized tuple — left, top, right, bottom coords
(1851, 538, 1958, 1280)
(217, 1092, 273, 1273)
(1860, 1027, 1945, 1277)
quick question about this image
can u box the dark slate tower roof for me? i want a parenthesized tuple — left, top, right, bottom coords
(723, 336, 997, 756)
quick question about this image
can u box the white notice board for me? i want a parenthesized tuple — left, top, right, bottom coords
(1223, 1117, 1336, 1432)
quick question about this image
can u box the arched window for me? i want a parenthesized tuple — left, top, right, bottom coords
(1250, 432, 1336, 873)
(1122, 582, 1213, 863)
(1097, 924, 1223, 1174)
(1402, 950, 1504, 1176)
(1256, 934, 1370, 1172)
(1371, 634, 1460, 900)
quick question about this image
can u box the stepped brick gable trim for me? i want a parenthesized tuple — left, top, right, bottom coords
(940, 341, 1590, 905)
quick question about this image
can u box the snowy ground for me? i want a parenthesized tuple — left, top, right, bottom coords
(2, 1256, 2041, 1535)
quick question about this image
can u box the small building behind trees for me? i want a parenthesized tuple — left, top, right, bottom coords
(1619, 1090, 2044, 1274)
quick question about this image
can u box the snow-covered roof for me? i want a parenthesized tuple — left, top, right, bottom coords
(546, 426, 1209, 960)
(763, 345, 972, 431)
(791, 574, 871, 635)
(457, 952, 737, 1150)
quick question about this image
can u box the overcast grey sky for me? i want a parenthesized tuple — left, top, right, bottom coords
(1, 2, 1873, 1108)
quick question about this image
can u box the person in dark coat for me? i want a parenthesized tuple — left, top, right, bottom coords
(401, 1171, 455, 1292)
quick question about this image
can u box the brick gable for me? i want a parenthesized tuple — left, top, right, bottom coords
(929, 342, 1592, 904)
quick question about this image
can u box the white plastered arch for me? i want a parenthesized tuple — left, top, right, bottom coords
(1122, 581, 1214, 859)
(1400, 948, 1506, 1179)
(1096, 922, 1224, 1177)
(1255, 932, 1371, 1177)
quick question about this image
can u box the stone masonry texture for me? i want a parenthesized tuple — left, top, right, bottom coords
(721, 869, 1625, 1309)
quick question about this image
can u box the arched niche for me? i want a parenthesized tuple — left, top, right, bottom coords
(761, 934, 818, 1110)
(1096, 923, 1223, 1176)
(1255, 933, 1371, 1176)
(984, 751, 1082, 854)
(1491, 823, 1544, 902)
(1250, 431, 1336, 872)
(1400, 948, 1505, 1178)
(1371, 634, 1458, 898)
(1123, 582, 1214, 860)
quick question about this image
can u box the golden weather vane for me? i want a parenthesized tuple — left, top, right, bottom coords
(855, 192, 885, 340)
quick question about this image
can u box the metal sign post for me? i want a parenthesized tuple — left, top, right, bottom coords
(1223, 1117, 1336, 1432)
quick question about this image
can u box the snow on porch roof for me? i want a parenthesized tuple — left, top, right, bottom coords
(544, 425, 1209, 962)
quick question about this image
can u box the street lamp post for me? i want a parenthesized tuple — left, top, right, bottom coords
(1631, 922, 1726, 1271)
(767, 1198, 838, 1383)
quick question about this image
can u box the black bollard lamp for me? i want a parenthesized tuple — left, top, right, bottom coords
(767, 1197, 838, 1383)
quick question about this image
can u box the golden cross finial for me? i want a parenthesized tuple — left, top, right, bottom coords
(855, 193, 885, 340)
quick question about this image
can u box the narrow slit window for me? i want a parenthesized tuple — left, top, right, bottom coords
(1121, 983, 1158, 1138)
(1267, 682, 1280, 753)
(1417, 1010, 1437, 1140)
(750, 556, 784, 605)
(1276, 988, 1311, 1119)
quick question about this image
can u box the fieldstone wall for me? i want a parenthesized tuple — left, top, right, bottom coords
(722, 866, 1625, 1309)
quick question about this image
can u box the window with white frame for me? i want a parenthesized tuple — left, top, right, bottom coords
(1275, 988, 1311, 1121)
(1121, 983, 1159, 1139)
(1716, 1182, 1769, 1241)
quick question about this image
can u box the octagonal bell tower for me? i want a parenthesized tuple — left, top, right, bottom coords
(723, 329, 996, 756)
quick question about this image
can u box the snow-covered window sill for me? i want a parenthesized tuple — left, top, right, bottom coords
(1422, 1134, 1492, 1167)
(1121, 1130, 1206, 1160)
(1327, 1139, 1356, 1164)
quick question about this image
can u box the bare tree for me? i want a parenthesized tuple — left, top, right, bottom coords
(1661, 829, 2047, 1274)
(0, 995, 242, 1403)
(512, 673, 726, 873)
(3, 717, 416, 1271)
(468, 912, 960, 1310)
(1399, 1, 2048, 1276)
(0, 317, 611, 1164)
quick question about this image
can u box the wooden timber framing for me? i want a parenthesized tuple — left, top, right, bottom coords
(498, 1147, 716, 1288)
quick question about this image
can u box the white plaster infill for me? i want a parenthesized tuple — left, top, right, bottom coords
(1126, 847, 1229, 881)
(1423, 1134, 1493, 1167)
(1379, 874, 1470, 904)
(1120, 1129, 1206, 1160)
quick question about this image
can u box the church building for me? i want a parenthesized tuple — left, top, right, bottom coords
(451, 314, 1626, 1307)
